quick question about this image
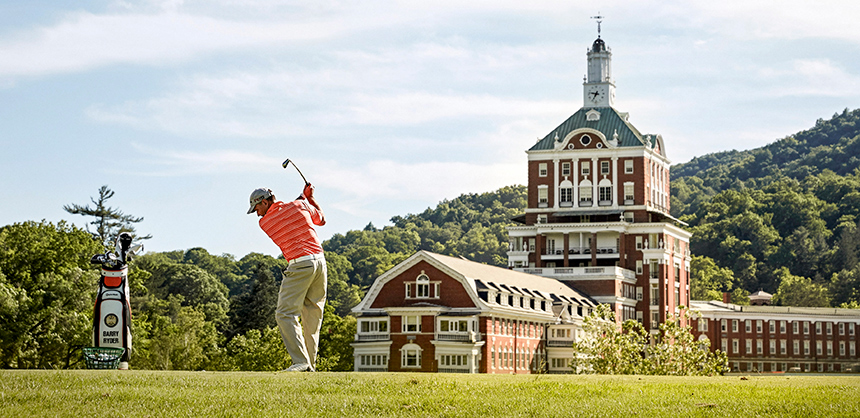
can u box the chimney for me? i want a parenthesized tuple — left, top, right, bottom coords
(722, 292, 730, 304)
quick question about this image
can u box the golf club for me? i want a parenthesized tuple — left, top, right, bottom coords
(282, 159, 309, 185)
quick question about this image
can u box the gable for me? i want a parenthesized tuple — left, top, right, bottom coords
(368, 260, 478, 310)
(529, 107, 647, 151)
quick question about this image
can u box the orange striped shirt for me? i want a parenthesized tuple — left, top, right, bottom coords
(259, 200, 324, 260)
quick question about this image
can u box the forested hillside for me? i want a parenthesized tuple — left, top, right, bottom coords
(4, 109, 860, 370)
(673, 108, 860, 308)
(0, 187, 527, 369)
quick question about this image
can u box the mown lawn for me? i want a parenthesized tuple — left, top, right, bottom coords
(1, 371, 858, 417)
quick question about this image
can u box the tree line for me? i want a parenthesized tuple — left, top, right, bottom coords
(676, 108, 860, 307)
(3, 108, 860, 370)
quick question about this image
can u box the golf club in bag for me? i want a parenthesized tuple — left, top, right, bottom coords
(89, 232, 143, 370)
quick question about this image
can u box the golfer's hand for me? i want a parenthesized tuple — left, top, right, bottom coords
(303, 183, 315, 200)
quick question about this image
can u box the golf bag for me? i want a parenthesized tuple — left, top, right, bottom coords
(90, 232, 143, 368)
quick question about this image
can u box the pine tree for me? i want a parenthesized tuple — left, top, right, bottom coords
(64, 185, 151, 248)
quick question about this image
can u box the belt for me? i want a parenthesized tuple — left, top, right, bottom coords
(287, 253, 324, 265)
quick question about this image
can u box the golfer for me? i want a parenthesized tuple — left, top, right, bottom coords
(247, 183, 327, 372)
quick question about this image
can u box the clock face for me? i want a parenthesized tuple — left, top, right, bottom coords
(588, 86, 606, 104)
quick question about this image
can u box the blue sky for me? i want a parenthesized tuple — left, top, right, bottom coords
(2, 1, 859, 258)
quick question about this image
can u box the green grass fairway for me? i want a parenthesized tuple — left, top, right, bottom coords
(2, 371, 859, 417)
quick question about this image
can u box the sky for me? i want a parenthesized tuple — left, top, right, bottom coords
(2, 0, 859, 259)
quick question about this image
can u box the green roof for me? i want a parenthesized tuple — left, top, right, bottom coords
(529, 106, 658, 152)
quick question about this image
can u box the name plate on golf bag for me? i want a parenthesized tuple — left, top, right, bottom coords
(93, 267, 132, 362)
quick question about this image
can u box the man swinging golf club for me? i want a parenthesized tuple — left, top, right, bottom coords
(247, 160, 326, 372)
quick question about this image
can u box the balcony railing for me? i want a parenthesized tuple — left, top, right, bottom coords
(546, 340, 576, 347)
(517, 266, 636, 281)
(544, 247, 618, 256)
(355, 333, 390, 342)
(436, 332, 480, 342)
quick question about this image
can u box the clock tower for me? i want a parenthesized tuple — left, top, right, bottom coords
(583, 35, 616, 108)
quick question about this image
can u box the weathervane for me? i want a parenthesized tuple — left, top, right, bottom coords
(591, 13, 604, 38)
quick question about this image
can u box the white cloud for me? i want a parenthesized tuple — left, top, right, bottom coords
(0, 10, 364, 78)
(125, 143, 278, 176)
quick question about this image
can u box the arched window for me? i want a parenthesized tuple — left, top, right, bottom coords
(598, 179, 612, 206)
(578, 180, 593, 206)
(559, 180, 573, 206)
(416, 273, 429, 298)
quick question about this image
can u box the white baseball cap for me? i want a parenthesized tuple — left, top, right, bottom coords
(247, 188, 273, 214)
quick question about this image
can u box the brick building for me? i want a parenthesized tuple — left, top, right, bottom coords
(505, 34, 691, 333)
(350, 251, 597, 373)
(691, 300, 860, 373)
(351, 33, 860, 374)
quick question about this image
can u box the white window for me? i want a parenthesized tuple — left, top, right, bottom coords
(538, 186, 548, 205)
(851, 342, 856, 356)
(804, 321, 810, 334)
(636, 236, 643, 249)
(769, 321, 775, 333)
(851, 325, 856, 336)
(562, 162, 571, 176)
(699, 320, 708, 332)
(439, 319, 469, 333)
(539, 163, 548, 177)
(804, 340, 810, 355)
(416, 274, 430, 298)
(649, 284, 658, 306)
(793, 321, 799, 334)
(537, 214, 547, 224)
(732, 339, 739, 354)
(746, 339, 752, 354)
(598, 185, 612, 203)
(581, 161, 590, 175)
(745, 320, 751, 333)
(360, 319, 389, 334)
(840, 342, 846, 356)
(780, 321, 786, 333)
(600, 161, 610, 174)
(839, 323, 845, 336)
(624, 183, 634, 203)
(720, 319, 727, 332)
(721, 339, 728, 353)
(732, 320, 739, 333)
(816, 341, 822, 355)
(401, 343, 422, 368)
(403, 315, 421, 333)
(579, 184, 592, 202)
(816, 322, 822, 334)
(827, 341, 833, 356)
(636, 260, 643, 275)
(793, 340, 799, 355)
(827, 322, 832, 335)
(757, 320, 763, 333)
(625, 159, 634, 174)
(769, 340, 775, 355)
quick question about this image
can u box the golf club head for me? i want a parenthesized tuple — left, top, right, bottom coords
(90, 254, 106, 265)
(282, 159, 291, 169)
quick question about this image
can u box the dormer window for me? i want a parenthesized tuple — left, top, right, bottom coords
(406, 271, 439, 299)
(586, 110, 601, 121)
(416, 274, 429, 298)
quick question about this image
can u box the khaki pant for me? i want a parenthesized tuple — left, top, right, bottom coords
(275, 254, 327, 368)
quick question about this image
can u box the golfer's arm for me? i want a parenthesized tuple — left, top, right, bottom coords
(308, 196, 326, 226)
